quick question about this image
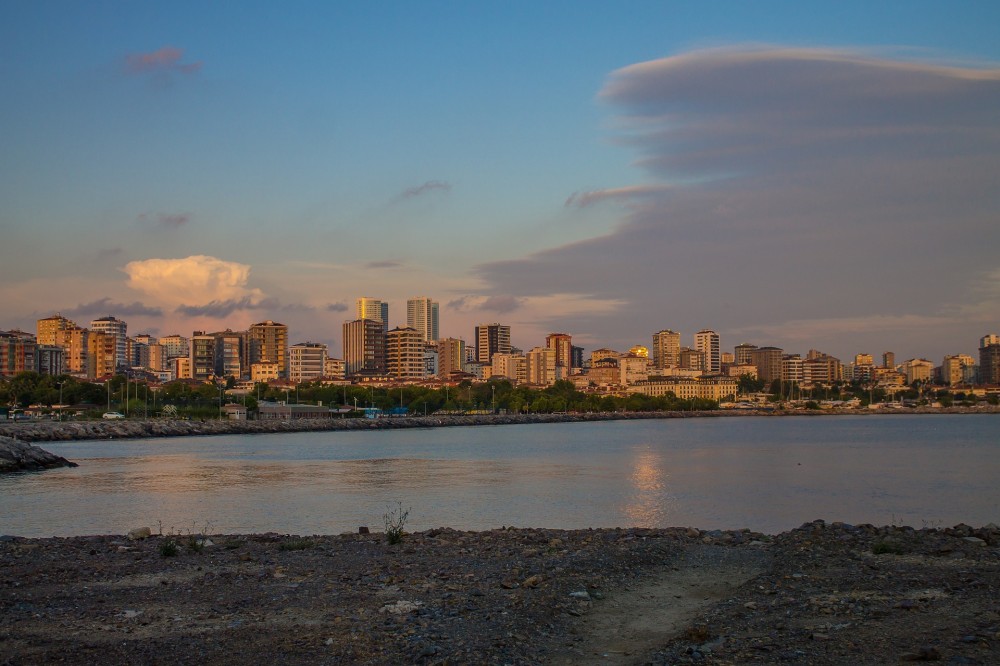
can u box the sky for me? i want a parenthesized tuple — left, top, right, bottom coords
(2, 1, 999, 364)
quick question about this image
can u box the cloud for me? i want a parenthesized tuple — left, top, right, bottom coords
(474, 46, 1000, 359)
(394, 180, 452, 202)
(480, 295, 523, 313)
(175, 298, 258, 318)
(326, 302, 349, 313)
(564, 185, 672, 208)
(138, 212, 192, 229)
(365, 260, 404, 270)
(124, 255, 266, 309)
(125, 46, 202, 75)
(63, 297, 163, 318)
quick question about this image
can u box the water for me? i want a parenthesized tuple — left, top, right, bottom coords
(2, 414, 998, 537)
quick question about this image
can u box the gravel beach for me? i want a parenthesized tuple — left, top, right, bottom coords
(2, 521, 999, 665)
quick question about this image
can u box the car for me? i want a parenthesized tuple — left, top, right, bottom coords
(102, 412, 125, 420)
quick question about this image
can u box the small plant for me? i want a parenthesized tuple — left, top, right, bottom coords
(383, 501, 410, 545)
(186, 535, 205, 553)
(872, 538, 904, 555)
(160, 537, 179, 557)
(279, 539, 314, 551)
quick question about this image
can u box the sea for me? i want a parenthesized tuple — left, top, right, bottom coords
(2, 414, 997, 537)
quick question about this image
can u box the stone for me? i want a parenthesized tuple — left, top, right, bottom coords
(127, 527, 152, 541)
(358, 526, 370, 534)
(522, 575, 543, 588)
(961, 537, 986, 546)
(569, 591, 591, 600)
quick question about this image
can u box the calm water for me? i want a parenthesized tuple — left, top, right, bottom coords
(2, 414, 998, 537)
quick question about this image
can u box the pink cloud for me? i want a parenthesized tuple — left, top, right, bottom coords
(125, 46, 202, 75)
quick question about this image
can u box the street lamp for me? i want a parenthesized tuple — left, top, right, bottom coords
(491, 384, 495, 414)
(219, 384, 224, 420)
(56, 381, 63, 421)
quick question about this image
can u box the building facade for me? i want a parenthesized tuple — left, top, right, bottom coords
(90, 316, 128, 371)
(406, 297, 439, 343)
(343, 319, 386, 377)
(288, 342, 328, 384)
(386, 327, 425, 380)
(694, 330, 721, 374)
(475, 323, 511, 364)
(651, 330, 681, 371)
(248, 320, 288, 378)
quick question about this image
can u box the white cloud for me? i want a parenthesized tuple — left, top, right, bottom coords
(123, 255, 266, 309)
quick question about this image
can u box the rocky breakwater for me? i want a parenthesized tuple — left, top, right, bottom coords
(0, 410, 722, 444)
(0, 435, 78, 473)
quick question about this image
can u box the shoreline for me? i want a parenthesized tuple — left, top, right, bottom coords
(3, 521, 998, 664)
(2, 405, 996, 445)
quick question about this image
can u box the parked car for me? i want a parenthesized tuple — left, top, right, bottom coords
(102, 412, 125, 420)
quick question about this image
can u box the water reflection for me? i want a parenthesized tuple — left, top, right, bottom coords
(623, 449, 672, 526)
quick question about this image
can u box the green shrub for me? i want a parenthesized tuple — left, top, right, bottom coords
(383, 502, 410, 545)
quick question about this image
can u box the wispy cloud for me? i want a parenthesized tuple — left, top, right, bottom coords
(137, 212, 192, 229)
(125, 46, 202, 75)
(326, 302, 349, 313)
(63, 297, 163, 318)
(564, 184, 672, 208)
(365, 260, 404, 270)
(394, 180, 452, 202)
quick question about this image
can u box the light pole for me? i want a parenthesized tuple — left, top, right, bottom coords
(56, 381, 63, 421)
(491, 385, 495, 414)
(219, 384, 224, 420)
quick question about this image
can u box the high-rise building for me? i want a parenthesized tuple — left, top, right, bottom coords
(343, 319, 386, 377)
(651, 330, 681, 371)
(491, 353, 527, 383)
(248, 321, 288, 377)
(694, 330, 721, 374)
(36, 345, 64, 376)
(526, 346, 557, 386)
(87, 331, 116, 378)
(288, 342, 328, 384)
(979, 335, 1000, 385)
(734, 343, 758, 366)
(749, 346, 784, 384)
(53, 327, 88, 375)
(545, 333, 573, 371)
(436, 337, 465, 379)
(159, 334, 190, 360)
(213, 330, 246, 379)
(678, 347, 706, 371)
(0, 330, 37, 378)
(356, 297, 389, 330)
(406, 297, 439, 342)
(941, 354, 976, 386)
(475, 323, 511, 364)
(882, 351, 896, 369)
(190, 332, 216, 382)
(386, 327, 425, 379)
(90, 316, 128, 371)
(37, 314, 76, 346)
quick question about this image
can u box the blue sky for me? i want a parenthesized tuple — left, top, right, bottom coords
(2, 1, 999, 362)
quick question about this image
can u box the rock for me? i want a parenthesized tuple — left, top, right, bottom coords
(569, 591, 591, 600)
(899, 646, 942, 661)
(962, 537, 986, 546)
(379, 600, 422, 615)
(522, 575, 543, 588)
(127, 527, 152, 541)
(358, 526, 370, 534)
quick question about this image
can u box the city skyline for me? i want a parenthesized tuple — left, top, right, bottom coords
(2, 3, 999, 362)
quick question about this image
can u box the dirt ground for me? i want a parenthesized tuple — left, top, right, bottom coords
(2, 521, 999, 665)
